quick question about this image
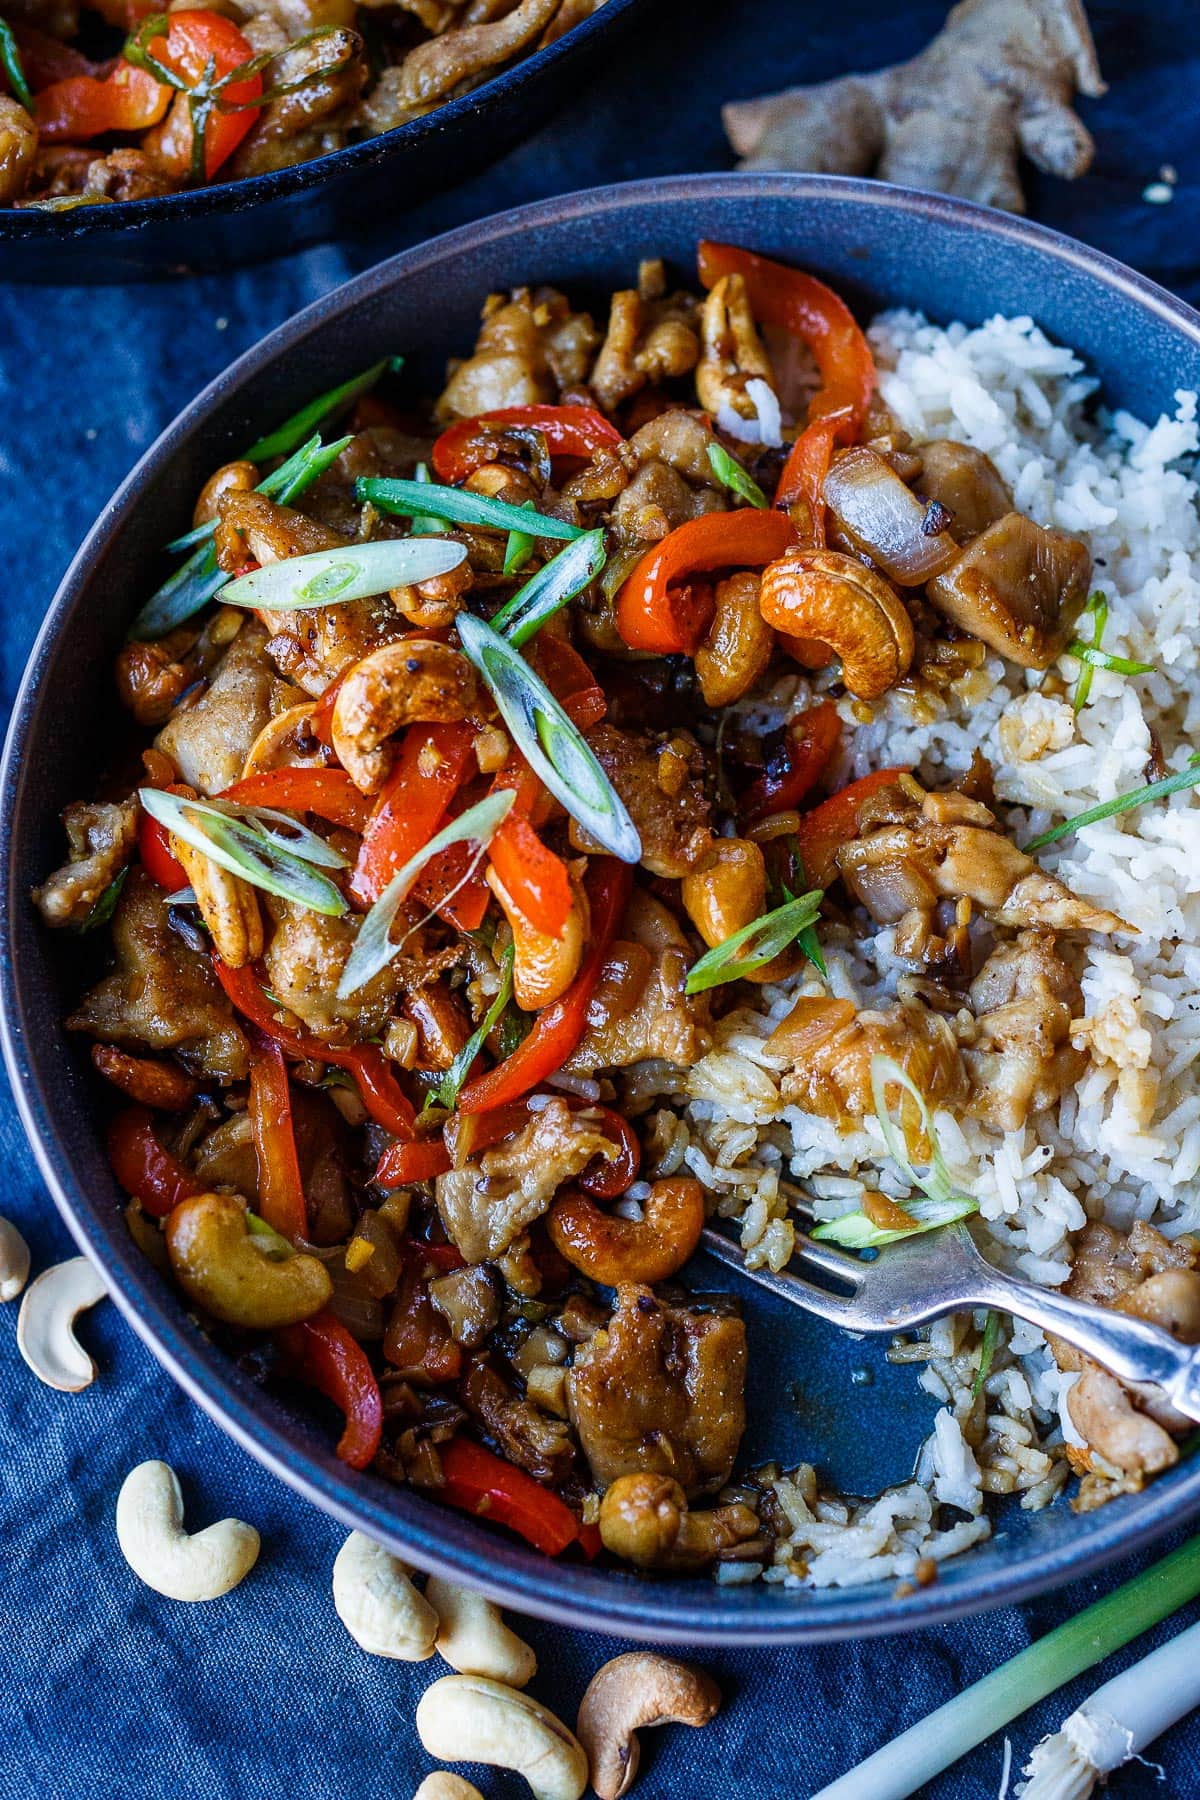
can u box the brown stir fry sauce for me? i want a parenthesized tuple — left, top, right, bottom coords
(37, 244, 1159, 1570)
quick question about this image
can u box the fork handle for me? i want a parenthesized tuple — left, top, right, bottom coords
(972, 1261, 1200, 1423)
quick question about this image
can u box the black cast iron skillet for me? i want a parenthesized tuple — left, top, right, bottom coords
(5, 174, 1200, 1642)
(0, 0, 643, 283)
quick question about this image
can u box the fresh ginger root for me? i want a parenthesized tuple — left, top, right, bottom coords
(723, 0, 1105, 214)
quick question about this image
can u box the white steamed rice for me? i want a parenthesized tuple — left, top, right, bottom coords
(653, 308, 1200, 1591)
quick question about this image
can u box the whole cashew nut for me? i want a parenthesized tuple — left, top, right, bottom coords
(759, 547, 915, 699)
(414, 1779, 484, 1800)
(425, 1574, 537, 1687)
(0, 1214, 31, 1302)
(17, 1256, 108, 1391)
(576, 1652, 722, 1800)
(169, 833, 263, 970)
(598, 1473, 760, 1572)
(332, 640, 478, 793)
(693, 570, 774, 708)
(415, 1676, 588, 1800)
(332, 1531, 438, 1661)
(116, 1459, 260, 1601)
(548, 1178, 705, 1286)
(165, 1192, 332, 1329)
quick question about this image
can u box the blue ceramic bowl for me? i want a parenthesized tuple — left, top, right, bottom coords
(6, 174, 1200, 1643)
(0, 0, 643, 284)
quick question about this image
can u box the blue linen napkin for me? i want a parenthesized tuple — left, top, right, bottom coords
(2, 1, 1199, 1793)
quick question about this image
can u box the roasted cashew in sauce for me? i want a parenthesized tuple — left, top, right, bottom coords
(759, 547, 914, 698)
(548, 1179, 705, 1285)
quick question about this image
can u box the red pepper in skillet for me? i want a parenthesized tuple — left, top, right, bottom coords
(436, 1438, 584, 1556)
(432, 406, 623, 484)
(276, 1312, 383, 1470)
(107, 1106, 204, 1218)
(614, 510, 798, 656)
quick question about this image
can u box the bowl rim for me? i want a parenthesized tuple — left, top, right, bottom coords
(7, 171, 1200, 1644)
(0, 0, 642, 243)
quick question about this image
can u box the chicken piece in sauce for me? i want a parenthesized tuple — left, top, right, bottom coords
(769, 994, 966, 1138)
(572, 724, 713, 878)
(435, 1100, 614, 1264)
(567, 1284, 747, 1496)
(566, 889, 711, 1073)
(964, 931, 1086, 1131)
(33, 797, 138, 930)
(926, 512, 1091, 669)
(1052, 1222, 1200, 1482)
(68, 872, 247, 1080)
(155, 620, 301, 795)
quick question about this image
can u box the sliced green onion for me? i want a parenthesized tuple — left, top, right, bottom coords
(684, 889, 823, 995)
(204, 800, 348, 869)
(246, 1212, 294, 1259)
(358, 476, 586, 542)
(811, 1053, 978, 1245)
(497, 1004, 532, 1061)
(779, 839, 826, 978)
(1070, 591, 1107, 713)
(0, 20, 33, 110)
(138, 788, 347, 917)
(432, 942, 515, 1111)
(455, 613, 641, 864)
(810, 1534, 1200, 1800)
(165, 432, 352, 555)
(72, 867, 128, 935)
(810, 1192, 976, 1249)
(337, 791, 515, 999)
(503, 501, 537, 577)
(129, 541, 226, 642)
(490, 530, 607, 648)
(220, 538, 467, 611)
(245, 359, 401, 464)
(706, 440, 768, 508)
(1025, 755, 1200, 852)
(972, 1309, 1000, 1398)
(407, 461, 451, 536)
(1068, 643, 1155, 676)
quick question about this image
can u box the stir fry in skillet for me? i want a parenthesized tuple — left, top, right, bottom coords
(38, 243, 1198, 1579)
(0, 0, 607, 207)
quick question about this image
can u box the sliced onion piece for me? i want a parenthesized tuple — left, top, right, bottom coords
(822, 446, 958, 586)
(220, 538, 468, 611)
(337, 791, 515, 999)
(455, 612, 641, 864)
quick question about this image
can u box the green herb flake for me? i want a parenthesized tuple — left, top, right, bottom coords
(432, 943, 516, 1111)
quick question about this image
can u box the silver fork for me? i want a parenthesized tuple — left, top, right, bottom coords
(701, 1185, 1200, 1424)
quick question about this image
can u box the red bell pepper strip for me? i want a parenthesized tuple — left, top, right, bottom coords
(34, 58, 169, 140)
(615, 511, 797, 655)
(383, 1263, 463, 1384)
(138, 811, 188, 893)
(107, 1106, 204, 1219)
(533, 634, 607, 731)
(432, 405, 623, 484)
(214, 959, 416, 1141)
(697, 241, 876, 438)
(309, 668, 350, 747)
(351, 721, 477, 906)
(488, 814, 571, 940)
(775, 414, 846, 541)
(276, 1312, 382, 1470)
(140, 12, 262, 182)
(221, 767, 372, 834)
(794, 766, 910, 889)
(410, 838, 492, 933)
(577, 1107, 641, 1200)
(402, 1237, 466, 1273)
(458, 860, 632, 1114)
(375, 1137, 454, 1188)
(740, 699, 843, 824)
(437, 1437, 583, 1556)
(246, 1027, 308, 1241)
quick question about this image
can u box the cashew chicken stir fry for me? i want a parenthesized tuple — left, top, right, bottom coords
(0, 0, 608, 209)
(37, 243, 1168, 1575)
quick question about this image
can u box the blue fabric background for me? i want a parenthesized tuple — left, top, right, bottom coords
(2, 3, 1200, 1795)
